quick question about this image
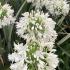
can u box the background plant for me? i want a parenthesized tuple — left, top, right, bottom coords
(0, 0, 70, 70)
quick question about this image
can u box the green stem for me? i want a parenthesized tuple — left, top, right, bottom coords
(57, 16, 65, 26)
(15, 0, 26, 18)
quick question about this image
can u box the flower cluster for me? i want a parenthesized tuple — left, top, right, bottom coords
(8, 11, 59, 70)
(0, 0, 69, 70)
(16, 11, 57, 43)
(0, 3, 15, 28)
(27, 0, 69, 16)
(45, 0, 69, 16)
(8, 43, 28, 70)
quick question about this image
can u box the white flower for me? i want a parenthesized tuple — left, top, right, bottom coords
(8, 43, 28, 70)
(14, 43, 28, 53)
(34, 50, 45, 60)
(45, 0, 69, 15)
(16, 11, 57, 43)
(46, 66, 56, 70)
(9, 11, 59, 70)
(46, 53, 59, 69)
(10, 60, 27, 70)
(0, 3, 15, 28)
(41, 42, 54, 51)
(38, 60, 45, 70)
(8, 52, 25, 62)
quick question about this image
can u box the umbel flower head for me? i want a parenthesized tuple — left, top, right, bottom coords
(8, 42, 59, 70)
(45, 0, 69, 16)
(8, 11, 59, 70)
(8, 43, 28, 70)
(26, 0, 69, 16)
(0, 3, 15, 28)
(16, 11, 57, 43)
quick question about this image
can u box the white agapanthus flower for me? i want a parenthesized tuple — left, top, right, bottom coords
(46, 53, 59, 69)
(8, 42, 59, 70)
(37, 59, 46, 70)
(9, 11, 59, 70)
(16, 11, 57, 43)
(8, 43, 28, 70)
(0, 3, 15, 28)
(10, 61, 27, 70)
(45, 0, 69, 16)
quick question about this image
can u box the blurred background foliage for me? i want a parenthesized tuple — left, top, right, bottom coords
(0, 0, 70, 70)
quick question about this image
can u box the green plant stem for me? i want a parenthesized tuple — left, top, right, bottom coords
(57, 33, 70, 45)
(15, 0, 26, 18)
(57, 16, 65, 26)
